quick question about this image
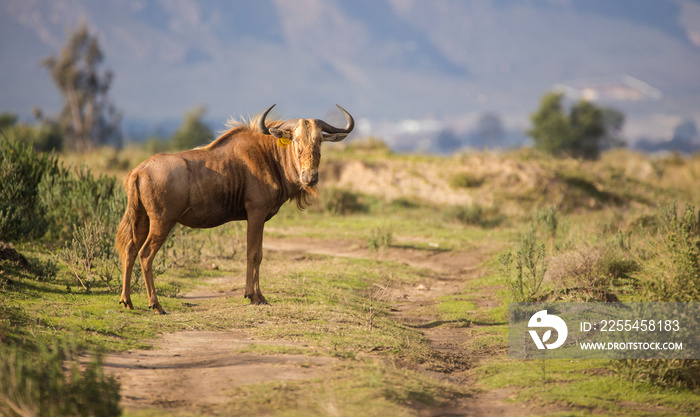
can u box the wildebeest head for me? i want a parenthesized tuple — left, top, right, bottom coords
(257, 104, 354, 187)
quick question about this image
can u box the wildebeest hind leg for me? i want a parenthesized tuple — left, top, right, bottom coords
(119, 215, 149, 309)
(139, 220, 175, 314)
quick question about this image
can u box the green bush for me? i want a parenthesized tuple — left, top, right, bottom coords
(4, 123, 63, 152)
(321, 188, 367, 215)
(545, 243, 638, 301)
(534, 205, 559, 239)
(57, 222, 120, 292)
(641, 202, 700, 302)
(449, 172, 484, 189)
(444, 203, 503, 228)
(0, 113, 63, 152)
(0, 342, 121, 417)
(612, 203, 698, 390)
(612, 359, 700, 390)
(39, 165, 123, 243)
(389, 197, 422, 211)
(368, 227, 393, 253)
(162, 225, 204, 269)
(0, 136, 123, 244)
(145, 136, 171, 154)
(171, 106, 213, 150)
(0, 138, 60, 241)
(500, 243, 548, 303)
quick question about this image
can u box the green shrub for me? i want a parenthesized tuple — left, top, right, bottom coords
(57, 222, 120, 292)
(171, 106, 213, 150)
(0, 342, 121, 417)
(448, 204, 483, 225)
(33, 162, 125, 289)
(4, 123, 63, 152)
(0, 134, 124, 244)
(444, 204, 503, 228)
(368, 227, 393, 253)
(534, 205, 559, 239)
(545, 243, 638, 301)
(145, 136, 171, 154)
(640, 202, 700, 302)
(39, 165, 123, 243)
(612, 359, 700, 390)
(0, 242, 57, 284)
(389, 197, 422, 211)
(449, 172, 484, 189)
(0, 138, 60, 241)
(162, 225, 204, 269)
(611, 202, 699, 389)
(500, 242, 548, 303)
(321, 188, 366, 215)
(28, 256, 59, 282)
(0, 113, 63, 152)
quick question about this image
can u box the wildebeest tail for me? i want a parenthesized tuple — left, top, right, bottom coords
(115, 171, 141, 260)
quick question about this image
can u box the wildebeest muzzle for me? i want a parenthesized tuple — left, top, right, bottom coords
(302, 170, 319, 187)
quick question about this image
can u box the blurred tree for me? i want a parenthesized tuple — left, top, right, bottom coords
(568, 99, 604, 158)
(39, 20, 121, 151)
(528, 92, 619, 159)
(171, 106, 213, 150)
(599, 108, 626, 150)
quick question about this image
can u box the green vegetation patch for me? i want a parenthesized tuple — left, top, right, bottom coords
(1, 249, 205, 351)
(472, 359, 698, 416)
(0, 341, 121, 417)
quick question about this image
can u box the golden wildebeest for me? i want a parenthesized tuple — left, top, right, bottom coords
(116, 104, 354, 314)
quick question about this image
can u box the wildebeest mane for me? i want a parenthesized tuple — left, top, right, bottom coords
(199, 113, 285, 150)
(199, 113, 316, 210)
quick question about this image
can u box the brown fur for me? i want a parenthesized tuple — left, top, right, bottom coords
(115, 111, 345, 314)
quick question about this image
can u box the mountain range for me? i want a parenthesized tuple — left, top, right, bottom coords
(2, 0, 700, 151)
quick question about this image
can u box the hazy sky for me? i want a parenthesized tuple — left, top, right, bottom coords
(2, 0, 700, 144)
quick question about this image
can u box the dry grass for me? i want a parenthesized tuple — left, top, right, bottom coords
(546, 243, 611, 301)
(545, 241, 640, 302)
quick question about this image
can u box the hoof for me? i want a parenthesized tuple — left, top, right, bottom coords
(246, 294, 269, 305)
(149, 304, 167, 315)
(119, 299, 133, 310)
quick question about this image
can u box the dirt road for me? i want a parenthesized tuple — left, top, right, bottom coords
(104, 237, 539, 416)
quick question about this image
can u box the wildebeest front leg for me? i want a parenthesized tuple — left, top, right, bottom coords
(245, 214, 268, 305)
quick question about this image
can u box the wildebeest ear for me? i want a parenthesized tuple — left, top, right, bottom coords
(322, 133, 348, 142)
(270, 129, 292, 140)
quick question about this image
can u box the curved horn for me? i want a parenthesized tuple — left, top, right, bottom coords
(257, 104, 276, 135)
(318, 104, 354, 134)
